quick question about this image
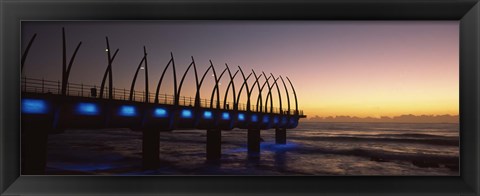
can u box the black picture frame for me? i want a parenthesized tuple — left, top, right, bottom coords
(1, 0, 479, 195)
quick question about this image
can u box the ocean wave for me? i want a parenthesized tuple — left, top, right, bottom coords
(294, 146, 459, 170)
(289, 135, 458, 146)
(375, 133, 458, 139)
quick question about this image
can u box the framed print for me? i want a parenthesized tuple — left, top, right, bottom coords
(1, 0, 479, 195)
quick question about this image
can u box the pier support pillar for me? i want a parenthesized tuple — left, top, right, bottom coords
(275, 128, 287, 144)
(248, 129, 261, 154)
(206, 129, 221, 160)
(142, 128, 160, 170)
(22, 126, 49, 174)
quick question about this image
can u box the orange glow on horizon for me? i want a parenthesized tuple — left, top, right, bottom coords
(22, 21, 459, 120)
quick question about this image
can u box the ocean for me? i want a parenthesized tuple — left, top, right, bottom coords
(45, 122, 459, 175)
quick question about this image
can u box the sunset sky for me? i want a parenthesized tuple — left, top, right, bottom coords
(22, 21, 459, 118)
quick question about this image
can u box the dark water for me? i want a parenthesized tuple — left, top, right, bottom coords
(45, 122, 459, 175)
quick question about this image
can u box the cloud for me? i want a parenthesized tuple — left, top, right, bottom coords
(305, 114, 458, 123)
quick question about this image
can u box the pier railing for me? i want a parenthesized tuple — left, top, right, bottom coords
(21, 77, 303, 116)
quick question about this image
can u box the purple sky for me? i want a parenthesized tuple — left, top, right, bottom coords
(22, 21, 459, 117)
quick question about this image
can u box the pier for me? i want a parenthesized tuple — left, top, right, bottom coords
(21, 29, 306, 174)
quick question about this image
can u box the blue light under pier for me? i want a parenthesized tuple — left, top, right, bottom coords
(238, 113, 245, 121)
(22, 99, 48, 114)
(153, 108, 168, 118)
(75, 103, 99, 115)
(222, 112, 230, 120)
(181, 109, 193, 118)
(274, 116, 279, 124)
(203, 111, 213, 119)
(251, 114, 258, 122)
(262, 115, 269, 123)
(119, 105, 137, 117)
